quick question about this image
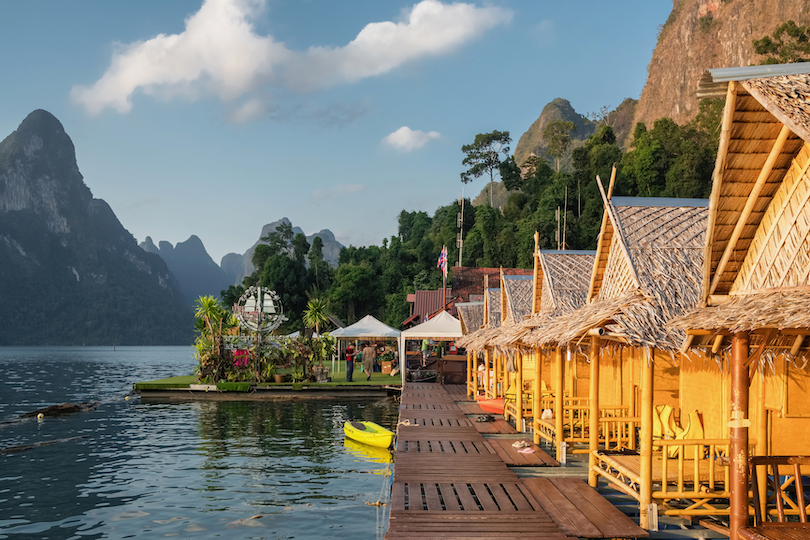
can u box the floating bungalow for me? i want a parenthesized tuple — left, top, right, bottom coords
(669, 64, 810, 540)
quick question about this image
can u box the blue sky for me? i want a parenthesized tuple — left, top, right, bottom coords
(0, 0, 672, 263)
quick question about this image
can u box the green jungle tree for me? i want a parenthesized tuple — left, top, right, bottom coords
(460, 130, 512, 206)
(754, 21, 810, 64)
(543, 119, 576, 172)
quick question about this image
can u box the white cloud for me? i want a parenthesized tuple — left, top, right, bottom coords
(71, 0, 511, 117)
(382, 126, 440, 152)
(309, 183, 367, 201)
(531, 20, 556, 47)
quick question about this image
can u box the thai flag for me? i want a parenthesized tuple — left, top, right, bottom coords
(437, 245, 448, 276)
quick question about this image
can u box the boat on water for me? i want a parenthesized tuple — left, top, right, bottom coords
(343, 420, 395, 448)
(476, 396, 504, 415)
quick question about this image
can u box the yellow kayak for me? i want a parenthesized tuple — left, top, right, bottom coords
(343, 420, 395, 448)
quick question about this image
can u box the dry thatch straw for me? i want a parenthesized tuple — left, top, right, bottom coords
(669, 288, 810, 335)
(502, 276, 533, 325)
(456, 325, 502, 351)
(527, 201, 707, 352)
(456, 302, 484, 335)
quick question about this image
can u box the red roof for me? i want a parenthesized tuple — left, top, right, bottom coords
(403, 289, 454, 326)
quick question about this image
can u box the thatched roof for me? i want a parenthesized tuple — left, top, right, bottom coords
(699, 68, 810, 301)
(456, 301, 484, 335)
(537, 250, 595, 316)
(502, 275, 533, 325)
(677, 65, 810, 350)
(670, 289, 810, 335)
(486, 250, 596, 351)
(455, 325, 501, 351)
(486, 288, 501, 328)
(528, 197, 707, 351)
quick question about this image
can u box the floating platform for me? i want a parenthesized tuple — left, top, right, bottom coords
(133, 375, 401, 400)
(387, 383, 648, 539)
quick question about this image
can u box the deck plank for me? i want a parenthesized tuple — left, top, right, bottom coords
(390, 382, 626, 540)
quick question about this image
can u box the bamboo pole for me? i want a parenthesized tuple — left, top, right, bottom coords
(555, 346, 565, 459)
(484, 349, 490, 399)
(467, 350, 473, 397)
(756, 366, 767, 520)
(533, 348, 542, 444)
(729, 332, 751, 540)
(516, 350, 524, 429)
(703, 82, 737, 302)
(589, 336, 601, 487)
(494, 351, 500, 399)
(639, 348, 654, 530)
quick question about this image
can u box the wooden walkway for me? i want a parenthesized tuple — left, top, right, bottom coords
(388, 383, 647, 539)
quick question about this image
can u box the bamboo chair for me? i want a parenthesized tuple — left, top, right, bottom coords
(741, 456, 810, 540)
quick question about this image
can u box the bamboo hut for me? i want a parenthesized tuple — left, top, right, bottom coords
(524, 189, 708, 529)
(670, 64, 810, 540)
(487, 243, 596, 447)
(456, 301, 484, 393)
(456, 272, 503, 399)
(497, 273, 534, 426)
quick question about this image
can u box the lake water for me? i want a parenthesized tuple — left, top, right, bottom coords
(0, 347, 399, 540)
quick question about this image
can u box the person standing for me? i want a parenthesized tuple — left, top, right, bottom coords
(421, 339, 430, 367)
(362, 342, 376, 381)
(345, 344, 355, 382)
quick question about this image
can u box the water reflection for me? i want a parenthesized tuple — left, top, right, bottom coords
(0, 348, 400, 539)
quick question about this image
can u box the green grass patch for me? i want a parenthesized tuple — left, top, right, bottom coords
(133, 375, 195, 390)
(216, 382, 251, 392)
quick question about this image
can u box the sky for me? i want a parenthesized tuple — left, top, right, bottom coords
(0, 0, 673, 264)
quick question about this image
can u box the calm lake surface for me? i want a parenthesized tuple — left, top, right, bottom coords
(0, 347, 399, 540)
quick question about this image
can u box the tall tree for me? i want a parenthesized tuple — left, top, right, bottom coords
(460, 130, 511, 206)
(543, 119, 576, 172)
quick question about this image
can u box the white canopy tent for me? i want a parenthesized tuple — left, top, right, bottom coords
(329, 315, 402, 381)
(399, 311, 463, 375)
(333, 315, 401, 339)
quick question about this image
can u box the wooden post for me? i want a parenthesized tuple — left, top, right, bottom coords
(467, 350, 473, 397)
(729, 332, 751, 540)
(756, 366, 767, 519)
(639, 348, 654, 529)
(484, 349, 490, 398)
(589, 336, 601, 487)
(555, 347, 565, 459)
(494, 352, 500, 399)
(533, 348, 542, 444)
(516, 351, 524, 430)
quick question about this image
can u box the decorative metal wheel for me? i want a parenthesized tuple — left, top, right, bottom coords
(234, 286, 286, 334)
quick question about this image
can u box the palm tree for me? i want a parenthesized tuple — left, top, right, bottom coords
(303, 298, 330, 337)
(194, 296, 225, 382)
(303, 298, 331, 368)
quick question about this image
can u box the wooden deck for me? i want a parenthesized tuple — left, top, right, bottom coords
(387, 383, 647, 539)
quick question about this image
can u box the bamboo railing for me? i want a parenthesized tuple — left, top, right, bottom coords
(593, 438, 758, 517)
(532, 395, 635, 453)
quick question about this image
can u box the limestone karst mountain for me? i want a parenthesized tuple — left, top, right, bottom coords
(0, 110, 193, 345)
(633, 0, 810, 130)
(140, 235, 231, 307)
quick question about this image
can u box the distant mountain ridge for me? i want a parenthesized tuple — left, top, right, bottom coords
(140, 235, 231, 307)
(220, 218, 344, 286)
(0, 110, 193, 345)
